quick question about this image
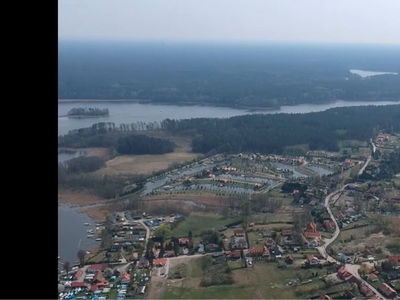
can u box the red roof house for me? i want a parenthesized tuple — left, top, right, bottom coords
(234, 229, 245, 237)
(304, 222, 321, 239)
(337, 266, 353, 281)
(153, 258, 167, 267)
(178, 238, 189, 246)
(246, 246, 269, 257)
(378, 283, 397, 299)
(359, 284, 374, 297)
(71, 282, 86, 288)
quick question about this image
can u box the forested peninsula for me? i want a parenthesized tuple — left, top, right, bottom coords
(59, 105, 400, 156)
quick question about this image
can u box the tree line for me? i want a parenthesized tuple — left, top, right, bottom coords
(160, 105, 400, 154)
(67, 107, 109, 116)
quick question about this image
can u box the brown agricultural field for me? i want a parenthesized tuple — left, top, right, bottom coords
(95, 152, 198, 176)
(58, 190, 107, 206)
(93, 132, 200, 175)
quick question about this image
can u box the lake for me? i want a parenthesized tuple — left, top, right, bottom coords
(58, 205, 101, 264)
(349, 69, 398, 78)
(58, 100, 400, 136)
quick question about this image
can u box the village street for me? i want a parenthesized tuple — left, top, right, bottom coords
(317, 179, 385, 299)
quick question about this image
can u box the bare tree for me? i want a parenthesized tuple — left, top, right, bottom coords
(77, 249, 86, 266)
(64, 261, 71, 274)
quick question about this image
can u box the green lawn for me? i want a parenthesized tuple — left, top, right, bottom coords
(247, 231, 264, 247)
(108, 289, 118, 299)
(163, 285, 255, 299)
(168, 212, 242, 238)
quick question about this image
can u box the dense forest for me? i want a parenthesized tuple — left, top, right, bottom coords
(161, 105, 400, 154)
(59, 41, 400, 108)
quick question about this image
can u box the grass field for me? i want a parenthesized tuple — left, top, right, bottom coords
(248, 213, 293, 224)
(168, 212, 242, 238)
(163, 259, 328, 299)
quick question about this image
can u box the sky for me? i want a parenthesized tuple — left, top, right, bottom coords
(58, 0, 400, 45)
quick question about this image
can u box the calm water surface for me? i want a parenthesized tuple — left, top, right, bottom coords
(58, 205, 100, 264)
(58, 100, 400, 136)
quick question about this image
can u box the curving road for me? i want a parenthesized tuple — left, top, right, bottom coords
(316, 184, 385, 299)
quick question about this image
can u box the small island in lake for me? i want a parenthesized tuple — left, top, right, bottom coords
(65, 107, 110, 118)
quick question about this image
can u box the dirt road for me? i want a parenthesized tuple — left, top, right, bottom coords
(146, 254, 205, 299)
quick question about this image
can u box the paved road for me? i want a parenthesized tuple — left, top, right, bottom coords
(358, 155, 372, 176)
(316, 184, 385, 299)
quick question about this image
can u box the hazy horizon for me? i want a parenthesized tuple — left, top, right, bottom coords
(59, 0, 400, 45)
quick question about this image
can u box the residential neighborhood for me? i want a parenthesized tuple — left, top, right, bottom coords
(59, 132, 400, 299)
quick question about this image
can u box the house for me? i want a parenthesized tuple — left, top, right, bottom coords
(263, 231, 273, 238)
(309, 200, 317, 206)
(270, 245, 284, 257)
(265, 238, 275, 247)
(71, 282, 87, 288)
(230, 236, 248, 250)
(306, 255, 320, 266)
(378, 283, 397, 299)
(281, 230, 293, 237)
(234, 229, 245, 237)
(367, 273, 379, 282)
(324, 220, 336, 232)
(138, 257, 150, 269)
(73, 268, 83, 280)
(153, 258, 167, 267)
(359, 284, 374, 297)
(248, 222, 255, 227)
(246, 246, 269, 258)
(178, 238, 189, 246)
(336, 211, 345, 220)
(164, 250, 175, 257)
(93, 270, 108, 286)
(119, 273, 130, 284)
(343, 159, 355, 168)
(130, 252, 139, 261)
(304, 222, 321, 239)
(87, 264, 108, 274)
(285, 255, 294, 265)
(226, 250, 241, 260)
(195, 243, 205, 254)
(109, 243, 122, 252)
(388, 255, 400, 265)
(205, 243, 219, 252)
(337, 266, 353, 281)
(339, 253, 352, 263)
(309, 239, 320, 248)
